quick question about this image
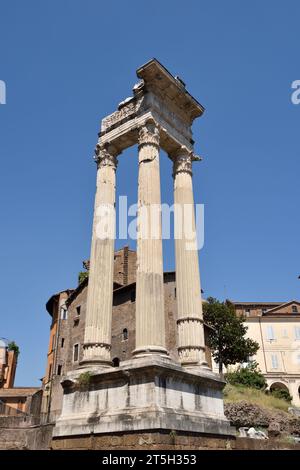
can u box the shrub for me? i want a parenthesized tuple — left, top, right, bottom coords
(270, 388, 292, 403)
(8, 341, 20, 358)
(225, 361, 267, 390)
(77, 371, 92, 390)
(78, 271, 89, 285)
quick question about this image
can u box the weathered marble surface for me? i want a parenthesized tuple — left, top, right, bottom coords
(53, 357, 233, 437)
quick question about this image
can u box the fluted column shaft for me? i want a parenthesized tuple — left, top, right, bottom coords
(173, 148, 207, 367)
(134, 121, 168, 357)
(81, 145, 118, 366)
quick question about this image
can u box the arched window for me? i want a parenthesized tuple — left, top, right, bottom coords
(122, 328, 128, 341)
(270, 381, 289, 393)
(269, 382, 292, 402)
(112, 357, 120, 367)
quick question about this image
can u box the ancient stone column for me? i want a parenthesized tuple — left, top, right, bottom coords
(173, 147, 208, 367)
(81, 144, 118, 367)
(134, 121, 168, 357)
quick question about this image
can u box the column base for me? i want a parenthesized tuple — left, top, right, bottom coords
(132, 345, 170, 359)
(78, 358, 113, 369)
(81, 343, 112, 368)
(181, 361, 211, 370)
(53, 356, 234, 439)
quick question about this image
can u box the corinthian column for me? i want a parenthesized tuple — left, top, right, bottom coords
(81, 144, 118, 367)
(133, 121, 168, 358)
(173, 147, 208, 367)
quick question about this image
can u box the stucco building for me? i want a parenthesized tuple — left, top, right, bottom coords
(229, 301, 300, 406)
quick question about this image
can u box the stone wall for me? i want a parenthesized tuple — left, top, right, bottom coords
(51, 431, 300, 450)
(0, 415, 53, 450)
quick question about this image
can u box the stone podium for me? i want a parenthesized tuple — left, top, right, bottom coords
(52, 59, 233, 447)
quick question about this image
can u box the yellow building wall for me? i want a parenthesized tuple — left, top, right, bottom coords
(245, 318, 300, 406)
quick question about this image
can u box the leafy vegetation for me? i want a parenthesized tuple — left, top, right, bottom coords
(78, 271, 89, 285)
(203, 297, 259, 373)
(269, 387, 292, 403)
(77, 371, 92, 390)
(225, 361, 267, 390)
(7, 341, 20, 358)
(224, 362, 292, 410)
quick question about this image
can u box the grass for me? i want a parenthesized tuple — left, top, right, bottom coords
(224, 384, 290, 412)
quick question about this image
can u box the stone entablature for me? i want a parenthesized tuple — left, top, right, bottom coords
(99, 59, 204, 158)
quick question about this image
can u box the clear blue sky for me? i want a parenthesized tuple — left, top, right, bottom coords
(1, 1, 300, 386)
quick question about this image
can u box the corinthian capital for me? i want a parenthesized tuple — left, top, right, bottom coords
(172, 147, 202, 177)
(138, 121, 160, 148)
(94, 144, 118, 170)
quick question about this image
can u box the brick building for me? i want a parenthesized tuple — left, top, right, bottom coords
(0, 339, 42, 417)
(0, 339, 17, 390)
(42, 246, 212, 420)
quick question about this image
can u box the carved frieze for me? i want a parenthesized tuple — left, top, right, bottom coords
(101, 98, 141, 133)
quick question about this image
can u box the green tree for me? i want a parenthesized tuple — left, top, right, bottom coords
(203, 297, 259, 374)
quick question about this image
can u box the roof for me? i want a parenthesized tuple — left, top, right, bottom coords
(0, 387, 41, 398)
(232, 299, 300, 319)
(230, 301, 283, 306)
(46, 289, 74, 316)
(65, 277, 88, 307)
(136, 58, 205, 121)
(262, 300, 300, 316)
(112, 272, 176, 296)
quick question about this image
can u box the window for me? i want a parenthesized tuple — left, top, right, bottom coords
(245, 308, 251, 316)
(73, 344, 79, 362)
(76, 306, 81, 316)
(122, 328, 128, 341)
(48, 364, 52, 381)
(292, 305, 298, 313)
(61, 338, 65, 348)
(271, 354, 278, 369)
(262, 308, 267, 314)
(57, 365, 62, 376)
(296, 354, 300, 365)
(174, 287, 177, 298)
(130, 291, 136, 303)
(282, 329, 288, 338)
(266, 326, 275, 341)
(60, 307, 68, 320)
(112, 357, 120, 367)
(294, 327, 300, 340)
